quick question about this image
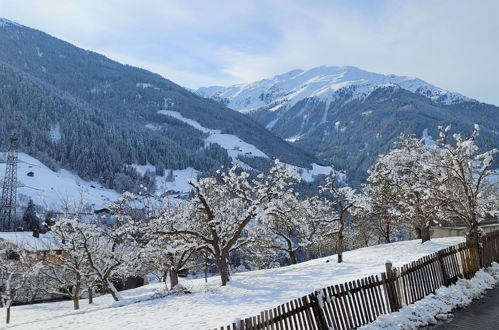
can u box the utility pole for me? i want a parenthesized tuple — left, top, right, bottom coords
(0, 136, 18, 231)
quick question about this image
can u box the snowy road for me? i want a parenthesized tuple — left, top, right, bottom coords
(430, 286, 499, 329)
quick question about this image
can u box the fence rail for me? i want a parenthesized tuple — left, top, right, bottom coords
(212, 230, 499, 330)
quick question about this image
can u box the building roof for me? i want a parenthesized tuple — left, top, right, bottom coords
(0, 232, 60, 251)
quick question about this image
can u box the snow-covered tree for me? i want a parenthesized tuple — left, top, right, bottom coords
(38, 217, 94, 310)
(0, 241, 38, 324)
(320, 171, 357, 263)
(362, 125, 497, 246)
(253, 194, 335, 264)
(298, 196, 337, 260)
(362, 158, 407, 243)
(347, 193, 378, 249)
(166, 161, 299, 286)
(433, 125, 498, 245)
(252, 194, 302, 265)
(144, 202, 200, 289)
(77, 220, 141, 302)
(363, 137, 443, 243)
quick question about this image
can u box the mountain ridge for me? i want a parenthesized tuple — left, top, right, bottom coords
(196, 65, 476, 114)
(0, 18, 320, 195)
(196, 66, 499, 184)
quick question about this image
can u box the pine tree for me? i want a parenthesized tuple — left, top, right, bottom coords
(22, 200, 40, 233)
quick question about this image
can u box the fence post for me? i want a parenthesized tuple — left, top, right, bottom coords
(309, 292, 328, 330)
(383, 261, 400, 312)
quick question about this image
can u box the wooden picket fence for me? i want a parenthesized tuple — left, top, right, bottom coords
(212, 230, 499, 330)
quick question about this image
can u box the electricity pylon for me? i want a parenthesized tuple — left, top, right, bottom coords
(0, 136, 18, 231)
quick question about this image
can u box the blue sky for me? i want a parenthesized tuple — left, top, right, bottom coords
(1, 0, 498, 105)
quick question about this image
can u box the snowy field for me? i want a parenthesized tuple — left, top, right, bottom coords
(5, 237, 464, 330)
(0, 153, 120, 210)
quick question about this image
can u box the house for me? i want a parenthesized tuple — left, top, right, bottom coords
(0, 231, 62, 262)
(431, 220, 499, 239)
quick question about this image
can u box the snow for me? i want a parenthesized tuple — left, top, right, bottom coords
(360, 262, 499, 330)
(158, 167, 200, 193)
(320, 100, 331, 124)
(6, 237, 464, 329)
(195, 66, 471, 115)
(265, 118, 279, 130)
(284, 135, 303, 143)
(286, 162, 333, 182)
(158, 110, 333, 182)
(159, 110, 269, 161)
(131, 164, 156, 176)
(0, 153, 120, 210)
(49, 123, 61, 143)
(136, 83, 159, 90)
(0, 232, 59, 251)
(132, 163, 200, 194)
(145, 123, 161, 131)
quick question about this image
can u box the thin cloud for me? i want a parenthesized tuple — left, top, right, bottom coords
(0, 0, 498, 105)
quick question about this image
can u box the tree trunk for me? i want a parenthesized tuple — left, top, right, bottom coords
(337, 238, 344, 263)
(466, 221, 483, 267)
(169, 269, 179, 289)
(73, 295, 80, 310)
(288, 249, 298, 265)
(385, 224, 391, 243)
(415, 226, 422, 239)
(421, 226, 431, 243)
(88, 287, 93, 304)
(106, 279, 122, 302)
(217, 255, 230, 286)
(337, 219, 345, 263)
(6, 291, 13, 324)
(73, 275, 81, 310)
(204, 257, 208, 283)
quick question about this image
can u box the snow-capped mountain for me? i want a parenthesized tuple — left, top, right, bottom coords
(196, 66, 471, 114)
(197, 66, 498, 185)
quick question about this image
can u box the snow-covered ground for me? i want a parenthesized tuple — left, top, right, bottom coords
(5, 237, 463, 330)
(0, 153, 120, 210)
(132, 163, 200, 194)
